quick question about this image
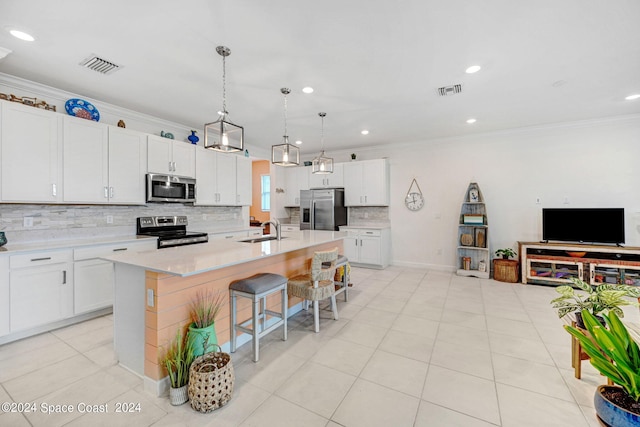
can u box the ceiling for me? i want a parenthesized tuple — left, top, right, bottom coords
(1, 0, 639, 156)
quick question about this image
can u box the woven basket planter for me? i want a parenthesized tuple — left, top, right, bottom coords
(188, 347, 234, 413)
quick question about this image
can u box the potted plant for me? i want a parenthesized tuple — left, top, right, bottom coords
(159, 328, 195, 406)
(551, 277, 640, 328)
(495, 248, 517, 259)
(188, 289, 224, 356)
(565, 310, 640, 426)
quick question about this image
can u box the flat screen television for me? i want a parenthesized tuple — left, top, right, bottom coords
(542, 208, 625, 245)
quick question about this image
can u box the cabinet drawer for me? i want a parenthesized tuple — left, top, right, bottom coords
(281, 225, 299, 232)
(358, 229, 381, 237)
(210, 232, 248, 240)
(74, 240, 156, 260)
(10, 249, 73, 269)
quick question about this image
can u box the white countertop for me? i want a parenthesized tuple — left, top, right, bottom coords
(0, 235, 156, 255)
(102, 230, 346, 277)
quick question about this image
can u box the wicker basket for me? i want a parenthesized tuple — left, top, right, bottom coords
(188, 346, 234, 413)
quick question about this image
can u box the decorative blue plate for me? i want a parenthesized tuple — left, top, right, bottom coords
(64, 98, 100, 121)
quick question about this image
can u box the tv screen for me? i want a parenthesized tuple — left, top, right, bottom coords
(542, 208, 625, 244)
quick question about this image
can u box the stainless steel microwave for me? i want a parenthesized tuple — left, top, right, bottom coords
(146, 174, 196, 203)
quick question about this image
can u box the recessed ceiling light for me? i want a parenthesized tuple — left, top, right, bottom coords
(295, 140, 302, 145)
(625, 94, 640, 100)
(465, 65, 481, 74)
(9, 29, 35, 42)
(302, 87, 314, 94)
(466, 118, 477, 124)
(361, 130, 369, 135)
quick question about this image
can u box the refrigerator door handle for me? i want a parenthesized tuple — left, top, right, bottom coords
(310, 200, 316, 230)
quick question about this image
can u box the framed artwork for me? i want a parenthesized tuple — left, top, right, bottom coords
(474, 228, 486, 248)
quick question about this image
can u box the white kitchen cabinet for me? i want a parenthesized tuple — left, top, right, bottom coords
(73, 240, 156, 315)
(308, 163, 344, 189)
(148, 135, 196, 177)
(339, 227, 390, 268)
(10, 249, 74, 332)
(195, 147, 237, 205)
(1, 100, 62, 203)
(236, 156, 252, 205)
(0, 256, 9, 337)
(284, 166, 310, 207)
(343, 159, 390, 206)
(64, 121, 146, 204)
(209, 230, 248, 241)
(281, 224, 300, 232)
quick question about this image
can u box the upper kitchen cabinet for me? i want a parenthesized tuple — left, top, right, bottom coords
(1, 100, 62, 203)
(308, 163, 344, 189)
(236, 156, 252, 206)
(147, 135, 195, 178)
(284, 166, 310, 207)
(343, 159, 390, 206)
(63, 120, 146, 204)
(195, 146, 237, 206)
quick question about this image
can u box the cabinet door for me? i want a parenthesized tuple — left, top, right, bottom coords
(309, 163, 344, 188)
(343, 162, 363, 206)
(195, 147, 217, 205)
(284, 167, 301, 206)
(1, 101, 61, 202)
(63, 117, 109, 203)
(361, 159, 389, 206)
(147, 135, 172, 174)
(342, 236, 360, 263)
(172, 142, 196, 178)
(108, 127, 146, 204)
(74, 259, 114, 314)
(358, 236, 382, 265)
(10, 263, 73, 331)
(236, 156, 252, 205)
(215, 153, 237, 205)
(0, 256, 9, 337)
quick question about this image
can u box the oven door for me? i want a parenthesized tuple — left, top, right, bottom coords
(146, 174, 196, 203)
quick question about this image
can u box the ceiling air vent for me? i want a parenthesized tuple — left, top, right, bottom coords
(437, 84, 462, 96)
(79, 54, 122, 75)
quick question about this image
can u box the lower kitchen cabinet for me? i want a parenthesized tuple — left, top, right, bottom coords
(339, 227, 390, 268)
(0, 256, 9, 336)
(10, 250, 74, 332)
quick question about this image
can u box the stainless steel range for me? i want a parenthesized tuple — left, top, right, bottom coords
(137, 216, 208, 249)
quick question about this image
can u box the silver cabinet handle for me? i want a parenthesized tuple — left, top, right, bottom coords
(225, 235, 234, 239)
(62, 270, 67, 284)
(168, 161, 172, 172)
(104, 186, 109, 198)
(110, 187, 114, 198)
(52, 183, 57, 196)
(173, 162, 177, 171)
(112, 248, 128, 252)
(31, 257, 52, 262)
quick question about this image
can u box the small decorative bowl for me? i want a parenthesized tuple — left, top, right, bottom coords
(566, 251, 586, 258)
(0, 231, 7, 247)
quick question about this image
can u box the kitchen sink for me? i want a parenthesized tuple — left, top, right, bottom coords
(238, 236, 287, 243)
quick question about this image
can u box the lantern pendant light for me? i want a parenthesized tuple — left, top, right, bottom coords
(271, 88, 300, 166)
(312, 112, 333, 174)
(204, 46, 244, 152)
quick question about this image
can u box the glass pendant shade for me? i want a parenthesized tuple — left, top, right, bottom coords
(311, 112, 334, 174)
(204, 45, 243, 153)
(204, 117, 244, 152)
(271, 88, 299, 166)
(272, 136, 300, 166)
(312, 151, 333, 174)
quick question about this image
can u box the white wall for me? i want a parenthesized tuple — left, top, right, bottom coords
(303, 115, 640, 269)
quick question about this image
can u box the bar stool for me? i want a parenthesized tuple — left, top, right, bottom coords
(229, 273, 288, 362)
(333, 255, 350, 302)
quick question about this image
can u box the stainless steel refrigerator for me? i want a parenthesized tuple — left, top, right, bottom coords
(300, 188, 347, 231)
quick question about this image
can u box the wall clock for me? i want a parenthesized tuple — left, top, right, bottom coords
(405, 178, 425, 211)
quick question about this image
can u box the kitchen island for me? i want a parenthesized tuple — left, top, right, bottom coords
(102, 229, 345, 396)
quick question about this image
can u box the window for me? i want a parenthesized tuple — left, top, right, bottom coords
(261, 174, 270, 211)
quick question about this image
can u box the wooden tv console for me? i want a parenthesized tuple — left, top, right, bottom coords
(518, 241, 640, 286)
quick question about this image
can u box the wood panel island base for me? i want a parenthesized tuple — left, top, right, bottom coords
(104, 230, 345, 397)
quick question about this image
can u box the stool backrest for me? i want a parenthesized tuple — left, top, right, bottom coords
(311, 248, 338, 281)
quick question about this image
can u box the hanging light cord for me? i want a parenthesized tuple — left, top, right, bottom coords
(221, 53, 227, 116)
(320, 114, 325, 152)
(283, 92, 288, 138)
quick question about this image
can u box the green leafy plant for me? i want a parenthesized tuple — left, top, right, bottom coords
(495, 248, 517, 259)
(350, 153, 356, 160)
(565, 309, 640, 402)
(160, 328, 195, 388)
(551, 277, 640, 319)
(190, 289, 224, 329)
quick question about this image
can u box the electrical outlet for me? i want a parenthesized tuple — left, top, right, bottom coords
(23, 217, 33, 227)
(563, 196, 570, 204)
(106, 215, 113, 224)
(535, 197, 541, 205)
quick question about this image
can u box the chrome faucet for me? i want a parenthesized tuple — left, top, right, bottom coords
(261, 218, 282, 240)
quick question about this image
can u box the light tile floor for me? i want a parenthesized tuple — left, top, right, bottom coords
(2, 266, 637, 426)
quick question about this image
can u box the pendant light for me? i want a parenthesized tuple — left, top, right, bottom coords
(271, 88, 300, 166)
(204, 46, 244, 152)
(312, 112, 334, 174)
